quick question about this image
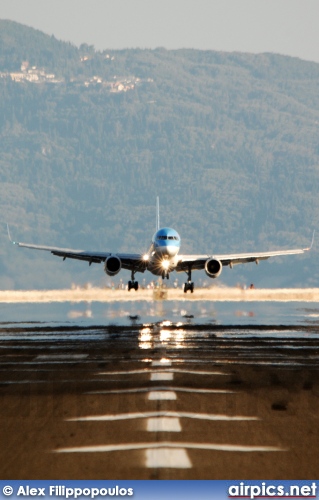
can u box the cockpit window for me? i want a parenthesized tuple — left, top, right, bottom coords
(156, 234, 180, 241)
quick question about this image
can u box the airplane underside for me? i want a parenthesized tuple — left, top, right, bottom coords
(128, 258, 195, 293)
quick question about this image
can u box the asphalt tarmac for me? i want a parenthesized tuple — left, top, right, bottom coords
(1, 320, 319, 479)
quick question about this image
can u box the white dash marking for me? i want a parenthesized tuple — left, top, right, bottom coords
(150, 372, 173, 381)
(146, 417, 181, 432)
(67, 411, 258, 422)
(145, 448, 191, 468)
(97, 368, 228, 376)
(170, 369, 229, 376)
(148, 391, 177, 400)
(86, 387, 234, 395)
(35, 354, 88, 360)
(55, 442, 286, 454)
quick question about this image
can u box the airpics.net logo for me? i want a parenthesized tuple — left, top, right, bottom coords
(228, 482, 318, 499)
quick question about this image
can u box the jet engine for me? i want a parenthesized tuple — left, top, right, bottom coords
(205, 258, 222, 279)
(104, 255, 122, 276)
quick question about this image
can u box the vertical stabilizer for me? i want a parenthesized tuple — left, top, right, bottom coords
(156, 196, 160, 231)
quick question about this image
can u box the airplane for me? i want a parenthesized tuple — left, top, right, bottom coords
(7, 198, 314, 293)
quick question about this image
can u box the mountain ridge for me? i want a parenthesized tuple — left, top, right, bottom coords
(0, 20, 318, 289)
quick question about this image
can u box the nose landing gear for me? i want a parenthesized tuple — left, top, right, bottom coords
(184, 266, 194, 293)
(128, 270, 138, 291)
(128, 280, 138, 291)
(184, 282, 194, 293)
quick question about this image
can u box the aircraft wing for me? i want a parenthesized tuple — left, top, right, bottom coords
(8, 231, 146, 272)
(175, 235, 314, 272)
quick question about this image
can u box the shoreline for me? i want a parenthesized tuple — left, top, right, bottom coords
(1, 287, 319, 303)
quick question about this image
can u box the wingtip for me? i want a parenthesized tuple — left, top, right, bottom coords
(6, 223, 16, 245)
(305, 230, 315, 251)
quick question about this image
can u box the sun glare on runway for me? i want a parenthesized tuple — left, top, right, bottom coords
(160, 329, 171, 342)
(161, 320, 172, 327)
(139, 326, 152, 349)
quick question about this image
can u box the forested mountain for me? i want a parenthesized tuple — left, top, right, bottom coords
(1, 19, 319, 289)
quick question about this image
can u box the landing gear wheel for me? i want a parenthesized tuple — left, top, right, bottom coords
(184, 266, 194, 293)
(184, 282, 194, 293)
(128, 280, 139, 291)
(128, 268, 139, 291)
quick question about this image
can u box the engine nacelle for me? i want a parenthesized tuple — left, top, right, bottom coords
(104, 255, 122, 276)
(205, 258, 222, 279)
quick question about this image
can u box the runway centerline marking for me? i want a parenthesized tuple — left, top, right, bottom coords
(150, 372, 173, 381)
(148, 391, 177, 400)
(151, 359, 172, 367)
(145, 448, 191, 468)
(146, 417, 181, 432)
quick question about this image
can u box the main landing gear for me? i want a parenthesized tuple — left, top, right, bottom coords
(128, 270, 138, 291)
(184, 267, 194, 293)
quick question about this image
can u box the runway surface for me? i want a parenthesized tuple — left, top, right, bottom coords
(1, 286, 319, 303)
(1, 313, 319, 479)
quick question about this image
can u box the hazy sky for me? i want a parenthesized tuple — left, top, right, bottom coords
(1, 0, 319, 63)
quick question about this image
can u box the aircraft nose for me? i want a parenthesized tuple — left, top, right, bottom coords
(166, 245, 178, 256)
(157, 243, 179, 257)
